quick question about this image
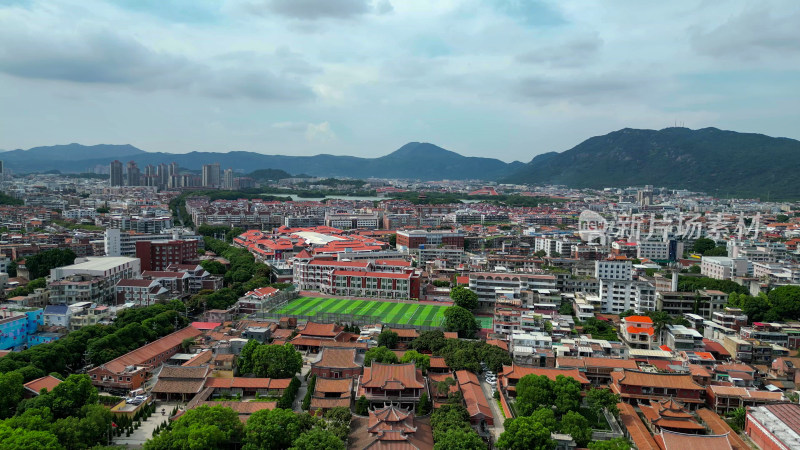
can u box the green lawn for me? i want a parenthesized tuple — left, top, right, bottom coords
(274, 297, 448, 327)
(476, 316, 493, 329)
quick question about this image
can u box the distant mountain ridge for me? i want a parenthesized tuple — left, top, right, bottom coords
(505, 127, 800, 199)
(0, 141, 523, 181)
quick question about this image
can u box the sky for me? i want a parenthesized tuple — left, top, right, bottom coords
(1, 0, 799, 162)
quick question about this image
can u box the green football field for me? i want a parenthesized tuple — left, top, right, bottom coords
(273, 296, 449, 327)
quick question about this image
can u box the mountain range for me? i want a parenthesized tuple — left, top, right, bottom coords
(0, 142, 523, 181)
(3, 127, 800, 198)
(504, 127, 800, 199)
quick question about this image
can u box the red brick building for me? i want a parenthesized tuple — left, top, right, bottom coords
(396, 230, 464, 250)
(136, 239, 198, 272)
(745, 403, 800, 450)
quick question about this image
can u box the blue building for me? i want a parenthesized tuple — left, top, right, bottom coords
(0, 308, 56, 350)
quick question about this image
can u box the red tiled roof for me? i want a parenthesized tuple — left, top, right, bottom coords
(190, 322, 221, 330)
(456, 370, 492, 420)
(501, 364, 590, 385)
(625, 316, 653, 324)
(300, 322, 342, 338)
(485, 339, 509, 351)
(94, 326, 203, 374)
(333, 270, 412, 279)
(24, 375, 62, 394)
(611, 370, 705, 391)
(657, 430, 734, 450)
(387, 328, 419, 338)
(314, 348, 360, 369)
(618, 402, 659, 450)
(314, 377, 352, 394)
(205, 377, 292, 390)
(628, 326, 655, 335)
(361, 363, 425, 390)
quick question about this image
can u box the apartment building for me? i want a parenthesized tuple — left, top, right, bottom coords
(595, 260, 633, 280)
(469, 272, 557, 308)
(656, 289, 728, 319)
(701, 256, 749, 280)
(135, 239, 199, 271)
(115, 279, 170, 306)
(396, 229, 465, 251)
(598, 279, 656, 314)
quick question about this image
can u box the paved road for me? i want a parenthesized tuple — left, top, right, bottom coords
(479, 378, 505, 441)
(293, 362, 311, 412)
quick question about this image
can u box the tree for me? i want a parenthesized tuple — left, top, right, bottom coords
(560, 411, 592, 447)
(688, 264, 701, 273)
(0, 424, 62, 450)
(450, 286, 479, 310)
(252, 343, 303, 378)
(704, 246, 728, 256)
(0, 371, 24, 419)
(199, 260, 227, 275)
(408, 330, 447, 353)
(243, 408, 302, 450)
(496, 416, 556, 450)
(588, 438, 632, 450)
(587, 388, 620, 417)
(534, 250, 547, 258)
(515, 375, 554, 416)
(430, 404, 473, 441)
(401, 350, 430, 373)
(433, 428, 487, 450)
(289, 428, 345, 450)
(558, 302, 573, 315)
(238, 339, 260, 375)
(47, 374, 99, 419)
(692, 238, 716, 255)
(355, 395, 369, 415)
(552, 375, 582, 415)
(377, 330, 399, 349)
(364, 346, 398, 367)
(443, 306, 480, 338)
(728, 407, 746, 431)
(23, 249, 77, 280)
(767, 285, 800, 321)
(418, 392, 431, 415)
(145, 405, 244, 450)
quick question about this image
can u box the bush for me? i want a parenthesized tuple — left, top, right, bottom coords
(302, 375, 316, 410)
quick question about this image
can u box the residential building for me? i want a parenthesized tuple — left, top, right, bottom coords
(396, 229, 465, 251)
(499, 364, 590, 397)
(324, 212, 380, 230)
(469, 272, 556, 308)
(0, 308, 53, 350)
(663, 324, 704, 352)
(595, 260, 633, 281)
(621, 315, 657, 350)
(115, 279, 169, 306)
(706, 386, 785, 415)
(42, 304, 71, 328)
(109, 160, 123, 187)
(49, 257, 140, 305)
(701, 256, 749, 280)
(135, 239, 199, 271)
(202, 163, 221, 188)
(236, 286, 279, 315)
(598, 279, 656, 314)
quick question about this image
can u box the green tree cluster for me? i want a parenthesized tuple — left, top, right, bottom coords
(237, 342, 303, 379)
(377, 330, 399, 349)
(364, 346, 398, 367)
(729, 286, 800, 322)
(449, 286, 479, 310)
(443, 306, 480, 338)
(430, 404, 486, 450)
(407, 331, 511, 373)
(0, 375, 113, 449)
(24, 248, 77, 279)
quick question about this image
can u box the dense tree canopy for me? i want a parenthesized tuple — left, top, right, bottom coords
(377, 330, 399, 349)
(24, 248, 77, 279)
(443, 306, 480, 338)
(364, 346, 398, 367)
(249, 343, 303, 378)
(450, 286, 479, 310)
(496, 415, 556, 450)
(146, 405, 244, 450)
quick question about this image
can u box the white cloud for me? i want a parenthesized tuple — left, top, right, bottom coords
(304, 122, 336, 142)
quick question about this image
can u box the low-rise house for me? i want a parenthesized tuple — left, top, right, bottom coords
(88, 326, 203, 391)
(556, 356, 639, 386)
(621, 316, 657, 350)
(309, 377, 352, 414)
(23, 375, 62, 398)
(236, 286, 279, 315)
(455, 370, 493, 428)
(42, 304, 71, 328)
(706, 385, 786, 415)
(115, 279, 169, 307)
(205, 377, 292, 398)
(610, 369, 706, 408)
(310, 347, 363, 379)
(151, 365, 211, 401)
(500, 364, 590, 397)
(358, 362, 426, 409)
(745, 403, 800, 450)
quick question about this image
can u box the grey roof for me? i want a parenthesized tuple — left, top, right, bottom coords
(44, 305, 69, 315)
